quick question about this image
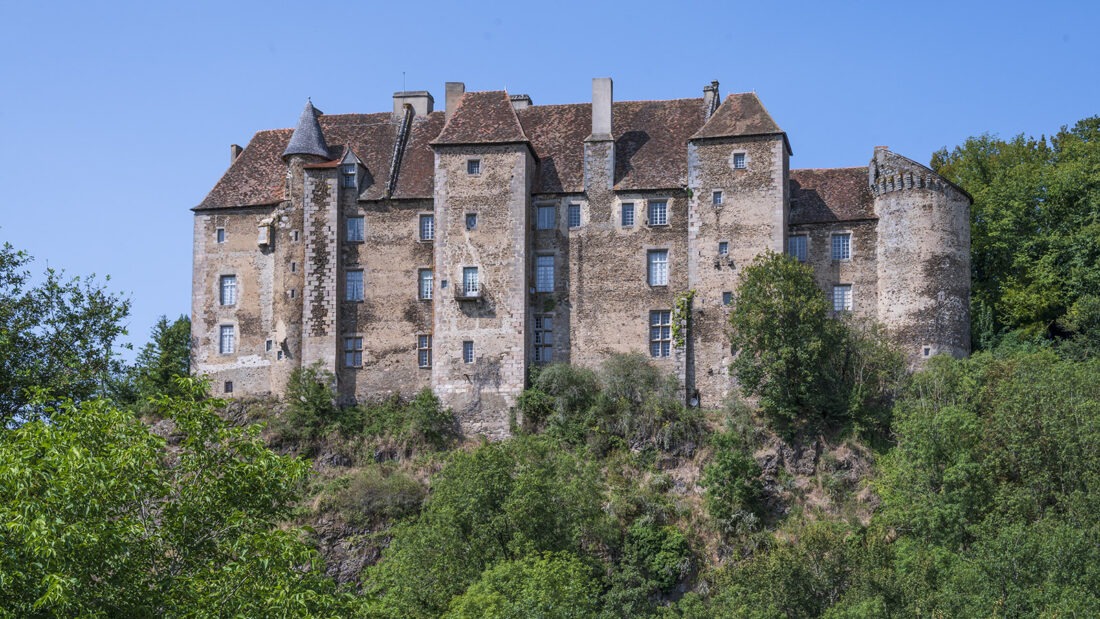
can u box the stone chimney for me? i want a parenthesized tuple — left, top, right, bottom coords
(703, 80, 720, 119)
(445, 82, 465, 123)
(584, 77, 615, 194)
(589, 77, 613, 140)
(393, 91, 434, 118)
(509, 94, 533, 111)
(230, 144, 243, 162)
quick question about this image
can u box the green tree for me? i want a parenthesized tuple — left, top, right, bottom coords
(443, 552, 602, 619)
(0, 242, 130, 422)
(127, 314, 192, 405)
(700, 429, 763, 537)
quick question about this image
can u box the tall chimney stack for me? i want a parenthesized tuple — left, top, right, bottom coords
(703, 80, 721, 119)
(584, 77, 615, 194)
(590, 77, 613, 139)
(445, 82, 465, 124)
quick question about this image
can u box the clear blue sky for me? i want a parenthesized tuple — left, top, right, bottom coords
(1, 0, 1096, 359)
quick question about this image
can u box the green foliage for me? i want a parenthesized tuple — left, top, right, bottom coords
(0, 379, 353, 617)
(932, 117, 1100, 349)
(357, 388, 459, 452)
(318, 465, 425, 528)
(700, 429, 763, 537)
(281, 363, 340, 443)
(621, 519, 691, 593)
(0, 241, 131, 423)
(443, 552, 602, 619)
(123, 314, 192, 409)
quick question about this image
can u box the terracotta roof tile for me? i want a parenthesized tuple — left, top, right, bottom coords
(516, 103, 590, 193)
(691, 93, 784, 141)
(197, 128, 291, 210)
(789, 167, 875, 224)
(433, 91, 528, 145)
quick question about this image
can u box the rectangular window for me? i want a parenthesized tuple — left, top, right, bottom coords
(418, 269, 433, 300)
(417, 334, 432, 368)
(292, 230, 300, 242)
(462, 341, 475, 364)
(342, 163, 357, 188)
(467, 159, 480, 175)
(346, 270, 364, 301)
(831, 233, 851, 261)
(535, 255, 554, 292)
(647, 250, 669, 286)
(291, 261, 297, 273)
(718, 241, 729, 256)
(347, 216, 364, 242)
(788, 235, 808, 262)
(536, 205, 555, 230)
(649, 311, 672, 358)
(219, 275, 237, 306)
(219, 325, 235, 354)
(462, 267, 479, 296)
(465, 213, 478, 230)
(712, 190, 723, 206)
(733, 153, 746, 169)
(621, 203, 635, 227)
(265, 339, 273, 352)
(833, 284, 853, 312)
(344, 336, 363, 367)
(722, 291, 733, 306)
(648, 200, 668, 226)
(419, 214, 434, 241)
(534, 315, 553, 363)
(224, 381, 233, 394)
(567, 204, 581, 228)
(216, 228, 226, 243)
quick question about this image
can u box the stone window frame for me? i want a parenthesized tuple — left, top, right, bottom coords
(417, 334, 432, 368)
(832, 284, 853, 313)
(418, 213, 435, 242)
(344, 335, 364, 368)
(722, 291, 733, 306)
(462, 340, 475, 364)
(418, 268, 433, 301)
(465, 212, 478, 231)
(216, 227, 226, 244)
(732, 152, 748, 170)
(534, 314, 553, 363)
(467, 158, 481, 175)
(649, 310, 672, 358)
(224, 381, 234, 394)
(219, 274, 237, 306)
(712, 190, 723, 206)
(567, 203, 581, 229)
(462, 266, 480, 296)
(620, 202, 635, 227)
(218, 324, 236, 355)
(647, 200, 669, 227)
(830, 231, 852, 262)
(536, 204, 556, 230)
(647, 248, 669, 287)
(717, 241, 729, 256)
(788, 234, 809, 262)
(346, 216, 365, 243)
(345, 269, 365, 302)
(534, 254, 555, 293)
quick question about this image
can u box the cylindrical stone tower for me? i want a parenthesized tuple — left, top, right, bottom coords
(870, 147, 971, 364)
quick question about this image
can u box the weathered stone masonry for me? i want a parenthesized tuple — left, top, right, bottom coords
(192, 78, 971, 437)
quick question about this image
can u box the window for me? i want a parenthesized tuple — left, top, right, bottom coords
(347, 216, 364, 242)
(418, 269, 433, 300)
(462, 341, 474, 363)
(534, 315, 553, 363)
(788, 235, 808, 262)
(647, 250, 669, 286)
(277, 350, 284, 361)
(344, 337, 363, 367)
(292, 230, 300, 242)
(621, 203, 635, 227)
(465, 213, 478, 230)
(831, 233, 851, 261)
(649, 310, 672, 358)
(718, 241, 729, 256)
(417, 334, 432, 368)
(648, 200, 668, 226)
(462, 267, 479, 296)
(419, 214, 434, 241)
(535, 255, 554, 292)
(265, 339, 273, 352)
(219, 325, 235, 354)
(216, 228, 226, 243)
(342, 163, 357, 188)
(733, 153, 746, 169)
(224, 381, 233, 394)
(832, 284, 852, 312)
(467, 159, 480, 175)
(536, 205, 555, 230)
(722, 291, 732, 306)
(291, 261, 297, 273)
(346, 270, 364, 301)
(219, 275, 237, 306)
(712, 190, 723, 206)
(922, 346, 932, 358)
(567, 204, 581, 228)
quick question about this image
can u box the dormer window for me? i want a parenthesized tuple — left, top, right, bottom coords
(342, 163, 357, 188)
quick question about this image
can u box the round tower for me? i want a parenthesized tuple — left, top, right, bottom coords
(870, 147, 971, 364)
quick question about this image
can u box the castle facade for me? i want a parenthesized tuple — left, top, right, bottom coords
(192, 78, 971, 436)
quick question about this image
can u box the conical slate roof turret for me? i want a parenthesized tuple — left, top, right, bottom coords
(282, 99, 330, 159)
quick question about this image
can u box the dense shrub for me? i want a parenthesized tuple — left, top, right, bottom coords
(700, 428, 764, 537)
(319, 466, 425, 527)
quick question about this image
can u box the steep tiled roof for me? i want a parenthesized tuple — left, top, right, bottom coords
(198, 128, 291, 209)
(789, 167, 875, 224)
(517, 103, 590, 193)
(691, 93, 785, 143)
(433, 91, 528, 145)
(283, 100, 330, 159)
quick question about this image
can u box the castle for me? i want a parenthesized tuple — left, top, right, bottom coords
(192, 78, 971, 436)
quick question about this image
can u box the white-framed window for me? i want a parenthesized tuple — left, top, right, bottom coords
(466, 213, 478, 230)
(733, 153, 746, 169)
(418, 269, 433, 300)
(567, 204, 581, 228)
(649, 310, 672, 358)
(647, 249, 669, 286)
(265, 339, 273, 352)
(347, 216, 365, 242)
(534, 315, 553, 363)
(832, 284, 852, 312)
(462, 341, 475, 364)
(219, 325, 235, 354)
(648, 200, 668, 226)
(342, 163, 357, 188)
(216, 228, 226, 243)
(718, 241, 729, 256)
(219, 275, 237, 306)
(536, 205, 555, 230)
(462, 267, 479, 296)
(467, 159, 480, 175)
(722, 291, 733, 306)
(346, 270, 364, 301)
(621, 203, 635, 227)
(535, 255, 554, 292)
(419, 214, 434, 241)
(831, 233, 851, 261)
(788, 235, 808, 262)
(417, 334, 432, 368)
(344, 336, 363, 367)
(712, 190, 723, 206)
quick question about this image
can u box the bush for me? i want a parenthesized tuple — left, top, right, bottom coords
(700, 429, 763, 537)
(320, 466, 425, 528)
(359, 388, 458, 453)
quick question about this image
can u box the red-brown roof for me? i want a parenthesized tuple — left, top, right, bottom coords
(433, 91, 528, 145)
(789, 167, 875, 224)
(692, 93, 784, 141)
(198, 128, 291, 210)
